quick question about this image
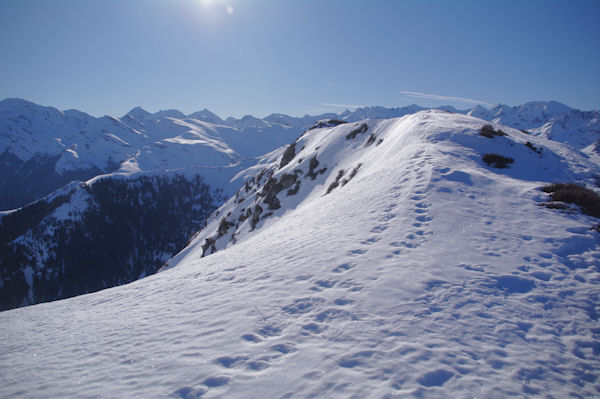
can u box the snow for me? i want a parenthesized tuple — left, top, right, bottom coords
(2, 98, 597, 203)
(469, 101, 600, 150)
(51, 184, 90, 222)
(1, 111, 599, 398)
(0, 99, 300, 181)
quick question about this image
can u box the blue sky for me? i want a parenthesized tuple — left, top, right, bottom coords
(1, 0, 599, 118)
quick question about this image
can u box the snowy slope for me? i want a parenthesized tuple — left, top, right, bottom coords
(226, 100, 600, 155)
(468, 101, 600, 151)
(0, 98, 240, 174)
(169, 111, 598, 261)
(1, 111, 599, 398)
(0, 162, 251, 310)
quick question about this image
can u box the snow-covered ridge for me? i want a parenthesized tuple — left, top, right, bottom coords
(468, 101, 600, 151)
(2, 110, 598, 398)
(167, 110, 599, 266)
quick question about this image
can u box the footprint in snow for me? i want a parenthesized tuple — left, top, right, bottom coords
(314, 308, 354, 322)
(271, 343, 297, 355)
(337, 350, 377, 368)
(384, 203, 398, 212)
(360, 237, 381, 245)
(332, 263, 355, 273)
(371, 225, 389, 233)
(417, 369, 454, 387)
(416, 215, 432, 223)
(348, 249, 367, 256)
(214, 355, 248, 369)
(257, 325, 283, 338)
(389, 240, 419, 249)
(311, 279, 337, 291)
(302, 322, 327, 335)
(241, 333, 262, 343)
(333, 297, 354, 306)
(379, 213, 397, 222)
(246, 360, 270, 371)
(173, 386, 207, 399)
(490, 275, 535, 294)
(202, 376, 230, 388)
(337, 279, 364, 292)
(282, 297, 325, 315)
(315, 279, 336, 288)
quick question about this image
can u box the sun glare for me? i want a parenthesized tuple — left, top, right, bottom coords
(198, 0, 234, 14)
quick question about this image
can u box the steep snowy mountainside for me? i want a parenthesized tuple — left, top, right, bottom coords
(333, 101, 599, 153)
(2, 110, 598, 398)
(0, 97, 243, 172)
(468, 100, 600, 151)
(171, 110, 599, 263)
(0, 163, 248, 310)
(119, 107, 302, 164)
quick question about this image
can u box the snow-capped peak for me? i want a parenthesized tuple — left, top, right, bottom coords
(123, 106, 152, 120)
(154, 109, 187, 119)
(187, 108, 223, 124)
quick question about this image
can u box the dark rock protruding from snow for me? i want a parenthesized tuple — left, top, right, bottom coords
(346, 123, 368, 140)
(279, 142, 297, 169)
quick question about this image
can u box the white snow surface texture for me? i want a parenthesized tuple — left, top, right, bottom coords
(1, 111, 600, 398)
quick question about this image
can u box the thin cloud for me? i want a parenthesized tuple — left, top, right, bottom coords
(318, 102, 364, 110)
(400, 91, 492, 107)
